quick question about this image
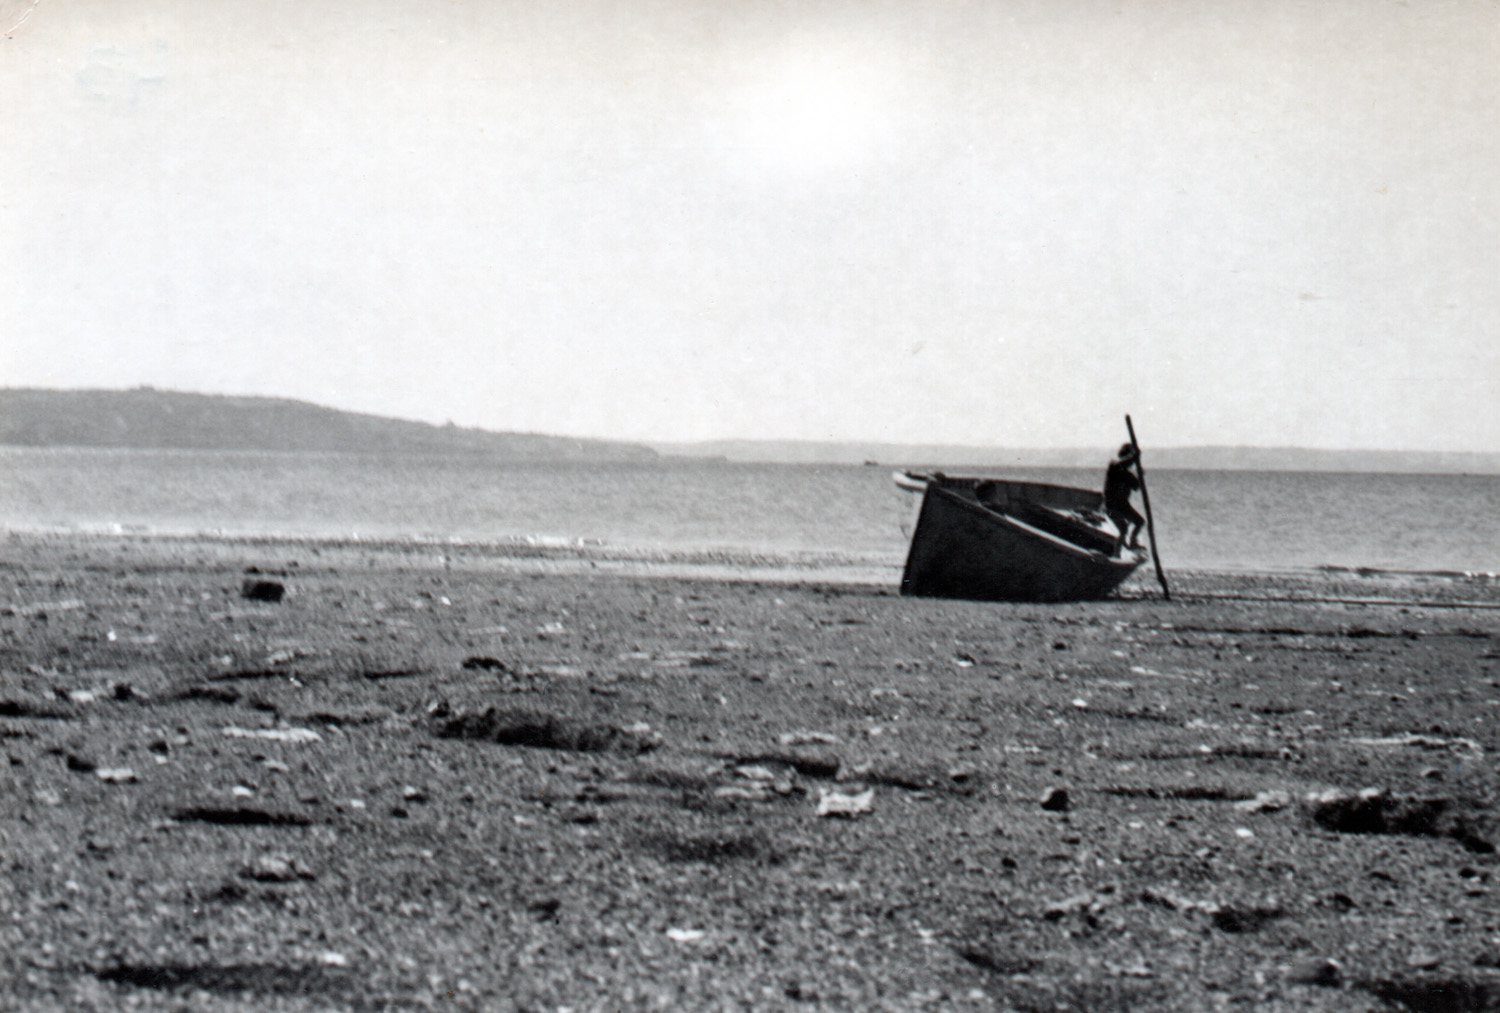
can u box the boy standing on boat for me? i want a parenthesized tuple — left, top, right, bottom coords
(1105, 443, 1145, 556)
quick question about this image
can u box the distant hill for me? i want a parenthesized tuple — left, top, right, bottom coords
(0, 388, 658, 461)
(652, 439, 1500, 474)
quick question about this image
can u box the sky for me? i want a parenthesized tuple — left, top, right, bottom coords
(2, 0, 1497, 452)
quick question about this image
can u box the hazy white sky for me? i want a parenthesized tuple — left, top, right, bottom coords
(3, 0, 1497, 450)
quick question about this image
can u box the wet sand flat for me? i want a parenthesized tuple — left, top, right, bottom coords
(2, 532, 1498, 1012)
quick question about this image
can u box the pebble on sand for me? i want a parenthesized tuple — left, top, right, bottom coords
(1040, 787, 1071, 811)
(222, 726, 323, 743)
(1235, 789, 1292, 813)
(816, 788, 875, 818)
(245, 852, 317, 882)
(95, 767, 137, 783)
(1286, 957, 1342, 987)
(241, 578, 286, 603)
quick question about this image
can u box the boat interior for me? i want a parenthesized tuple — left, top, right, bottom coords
(964, 480, 1120, 557)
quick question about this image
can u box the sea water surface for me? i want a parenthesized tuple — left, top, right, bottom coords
(3, 448, 1498, 575)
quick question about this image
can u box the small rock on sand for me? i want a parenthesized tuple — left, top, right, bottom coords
(1042, 893, 1097, 921)
(816, 788, 874, 818)
(1286, 957, 1342, 987)
(1407, 950, 1441, 970)
(778, 730, 840, 746)
(222, 726, 322, 743)
(240, 579, 286, 603)
(1235, 789, 1292, 813)
(243, 852, 315, 882)
(95, 767, 137, 783)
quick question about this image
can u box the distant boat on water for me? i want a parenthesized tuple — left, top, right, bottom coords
(895, 471, 1145, 602)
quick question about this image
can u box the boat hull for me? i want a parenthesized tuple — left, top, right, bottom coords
(900, 480, 1142, 603)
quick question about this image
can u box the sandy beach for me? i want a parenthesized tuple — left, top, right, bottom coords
(2, 531, 1498, 1012)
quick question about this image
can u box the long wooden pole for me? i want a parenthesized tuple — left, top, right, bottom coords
(1125, 414, 1171, 600)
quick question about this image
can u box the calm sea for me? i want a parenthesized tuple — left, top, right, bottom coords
(3, 448, 1498, 575)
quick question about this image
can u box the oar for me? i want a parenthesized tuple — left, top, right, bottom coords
(1125, 414, 1171, 601)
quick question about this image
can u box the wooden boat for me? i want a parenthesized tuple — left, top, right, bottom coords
(896, 471, 1144, 602)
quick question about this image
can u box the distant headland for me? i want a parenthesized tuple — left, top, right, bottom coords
(0, 388, 658, 461)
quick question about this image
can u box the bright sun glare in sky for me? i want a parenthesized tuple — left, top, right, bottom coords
(734, 46, 890, 174)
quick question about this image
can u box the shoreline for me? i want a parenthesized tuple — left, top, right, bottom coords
(2, 528, 1500, 591)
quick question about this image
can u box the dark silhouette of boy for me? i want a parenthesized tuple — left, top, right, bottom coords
(1104, 443, 1144, 555)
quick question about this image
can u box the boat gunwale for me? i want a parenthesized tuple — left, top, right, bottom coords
(896, 470, 1106, 505)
